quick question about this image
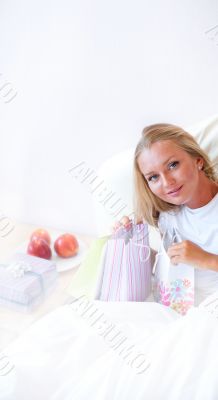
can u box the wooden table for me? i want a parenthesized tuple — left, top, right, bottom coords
(0, 222, 94, 349)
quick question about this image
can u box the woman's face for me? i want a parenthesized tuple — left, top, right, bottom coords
(137, 140, 203, 207)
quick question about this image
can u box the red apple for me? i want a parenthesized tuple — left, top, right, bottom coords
(54, 233, 79, 258)
(27, 237, 52, 260)
(30, 229, 51, 246)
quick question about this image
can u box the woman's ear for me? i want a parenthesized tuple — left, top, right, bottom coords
(196, 157, 204, 170)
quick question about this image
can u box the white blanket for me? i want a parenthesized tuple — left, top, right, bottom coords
(2, 297, 218, 400)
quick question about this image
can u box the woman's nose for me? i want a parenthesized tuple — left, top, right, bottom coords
(161, 173, 176, 188)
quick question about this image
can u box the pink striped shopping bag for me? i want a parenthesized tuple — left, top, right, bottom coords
(95, 222, 152, 301)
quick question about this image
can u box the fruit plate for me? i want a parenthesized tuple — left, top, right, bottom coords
(12, 236, 88, 273)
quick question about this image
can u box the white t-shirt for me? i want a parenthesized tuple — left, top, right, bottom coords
(158, 193, 218, 304)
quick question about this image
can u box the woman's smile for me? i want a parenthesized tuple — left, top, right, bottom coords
(167, 185, 183, 197)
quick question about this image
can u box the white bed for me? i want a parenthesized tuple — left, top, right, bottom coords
(1, 114, 218, 399)
(2, 295, 218, 399)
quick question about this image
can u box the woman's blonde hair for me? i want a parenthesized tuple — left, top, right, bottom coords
(133, 123, 217, 227)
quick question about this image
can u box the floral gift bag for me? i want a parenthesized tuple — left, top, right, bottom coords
(153, 229, 195, 316)
(95, 221, 152, 301)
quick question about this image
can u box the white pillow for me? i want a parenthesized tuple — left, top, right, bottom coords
(187, 114, 218, 173)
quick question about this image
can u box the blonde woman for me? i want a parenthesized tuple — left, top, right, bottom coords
(4, 124, 218, 400)
(115, 124, 218, 303)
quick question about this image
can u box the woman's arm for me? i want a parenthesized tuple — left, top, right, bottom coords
(167, 240, 218, 272)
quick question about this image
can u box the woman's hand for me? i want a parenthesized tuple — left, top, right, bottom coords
(111, 216, 131, 233)
(167, 240, 214, 270)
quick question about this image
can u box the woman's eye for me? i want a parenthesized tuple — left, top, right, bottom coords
(148, 174, 158, 182)
(169, 161, 179, 169)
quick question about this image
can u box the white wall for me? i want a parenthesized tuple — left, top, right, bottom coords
(0, 0, 217, 235)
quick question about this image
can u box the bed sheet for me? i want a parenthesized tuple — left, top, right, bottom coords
(1, 296, 218, 400)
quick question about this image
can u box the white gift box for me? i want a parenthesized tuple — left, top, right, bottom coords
(0, 253, 58, 312)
